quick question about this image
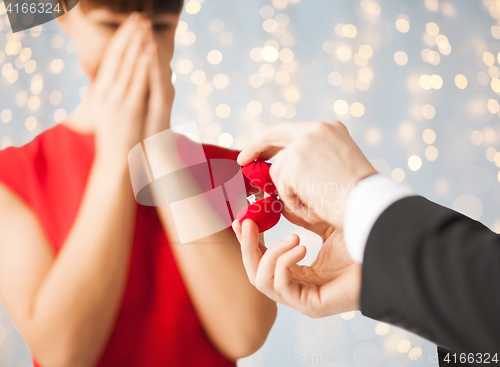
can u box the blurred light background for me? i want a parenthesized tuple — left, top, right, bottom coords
(1, 0, 500, 366)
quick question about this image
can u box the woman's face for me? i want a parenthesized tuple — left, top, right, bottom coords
(58, 4, 179, 82)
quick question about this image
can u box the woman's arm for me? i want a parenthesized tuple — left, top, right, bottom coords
(140, 32, 277, 360)
(156, 205, 277, 361)
(0, 14, 153, 367)
(0, 160, 135, 367)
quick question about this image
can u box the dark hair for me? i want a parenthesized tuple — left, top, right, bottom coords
(65, 0, 184, 14)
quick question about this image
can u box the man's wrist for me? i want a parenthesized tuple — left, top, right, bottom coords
(324, 171, 378, 228)
(357, 170, 378, 185)
(343, 174, 412, 263)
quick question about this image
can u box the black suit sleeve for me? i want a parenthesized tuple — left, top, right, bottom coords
(360, 196, 500, 357)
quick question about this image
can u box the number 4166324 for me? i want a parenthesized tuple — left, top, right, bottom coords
(444, 353, 499, 364)
(6, 2, 62, 14)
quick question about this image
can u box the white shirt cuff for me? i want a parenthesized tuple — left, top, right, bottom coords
(344, 174, 412, 263)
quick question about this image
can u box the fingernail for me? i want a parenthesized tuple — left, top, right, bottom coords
(242, 220, 250, 236)
(283, 234, 295, 243)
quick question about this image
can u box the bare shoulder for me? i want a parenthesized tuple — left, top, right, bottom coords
(0, 181, 28, 215)
(0, 182, 45, 230)
(0, 182, 55, 325)
(0, 181, 55, 261)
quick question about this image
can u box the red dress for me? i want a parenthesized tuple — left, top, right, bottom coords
(0, 124, 237, 367)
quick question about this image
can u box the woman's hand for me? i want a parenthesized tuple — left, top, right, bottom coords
(143, 30, 176, 140)
(232, 214, 361, 318)
(237, 121, 377, 228)
(84, 13, 154, 165)
(0, 16, 161, 367)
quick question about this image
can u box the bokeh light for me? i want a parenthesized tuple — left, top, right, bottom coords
(1, 2, 498, 366)
(408, 155, 422, 171)
(394, 51, 408, 66)
(395, 15, 410, 33)
(455, 74, 467, 89)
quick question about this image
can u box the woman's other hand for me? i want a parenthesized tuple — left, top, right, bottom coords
(143, 28, 176, 140)
(86, 13, 154, 164)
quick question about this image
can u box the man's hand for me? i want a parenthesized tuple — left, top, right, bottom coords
(237, 121, 377, 228)
(232, 214, 361, 318)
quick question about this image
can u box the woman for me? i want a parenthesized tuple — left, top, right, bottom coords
(0, 1, 277, 366)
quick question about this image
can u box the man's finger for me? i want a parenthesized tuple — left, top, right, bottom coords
(274, 245, 306, 303)
(253, 234, 300, 294)
(232, 219, 242, 243)
(234, 220, 268, 268)
(237, 122, 308, 165)
(239, 219, 264, 285)
(280, 206, 332, 237)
